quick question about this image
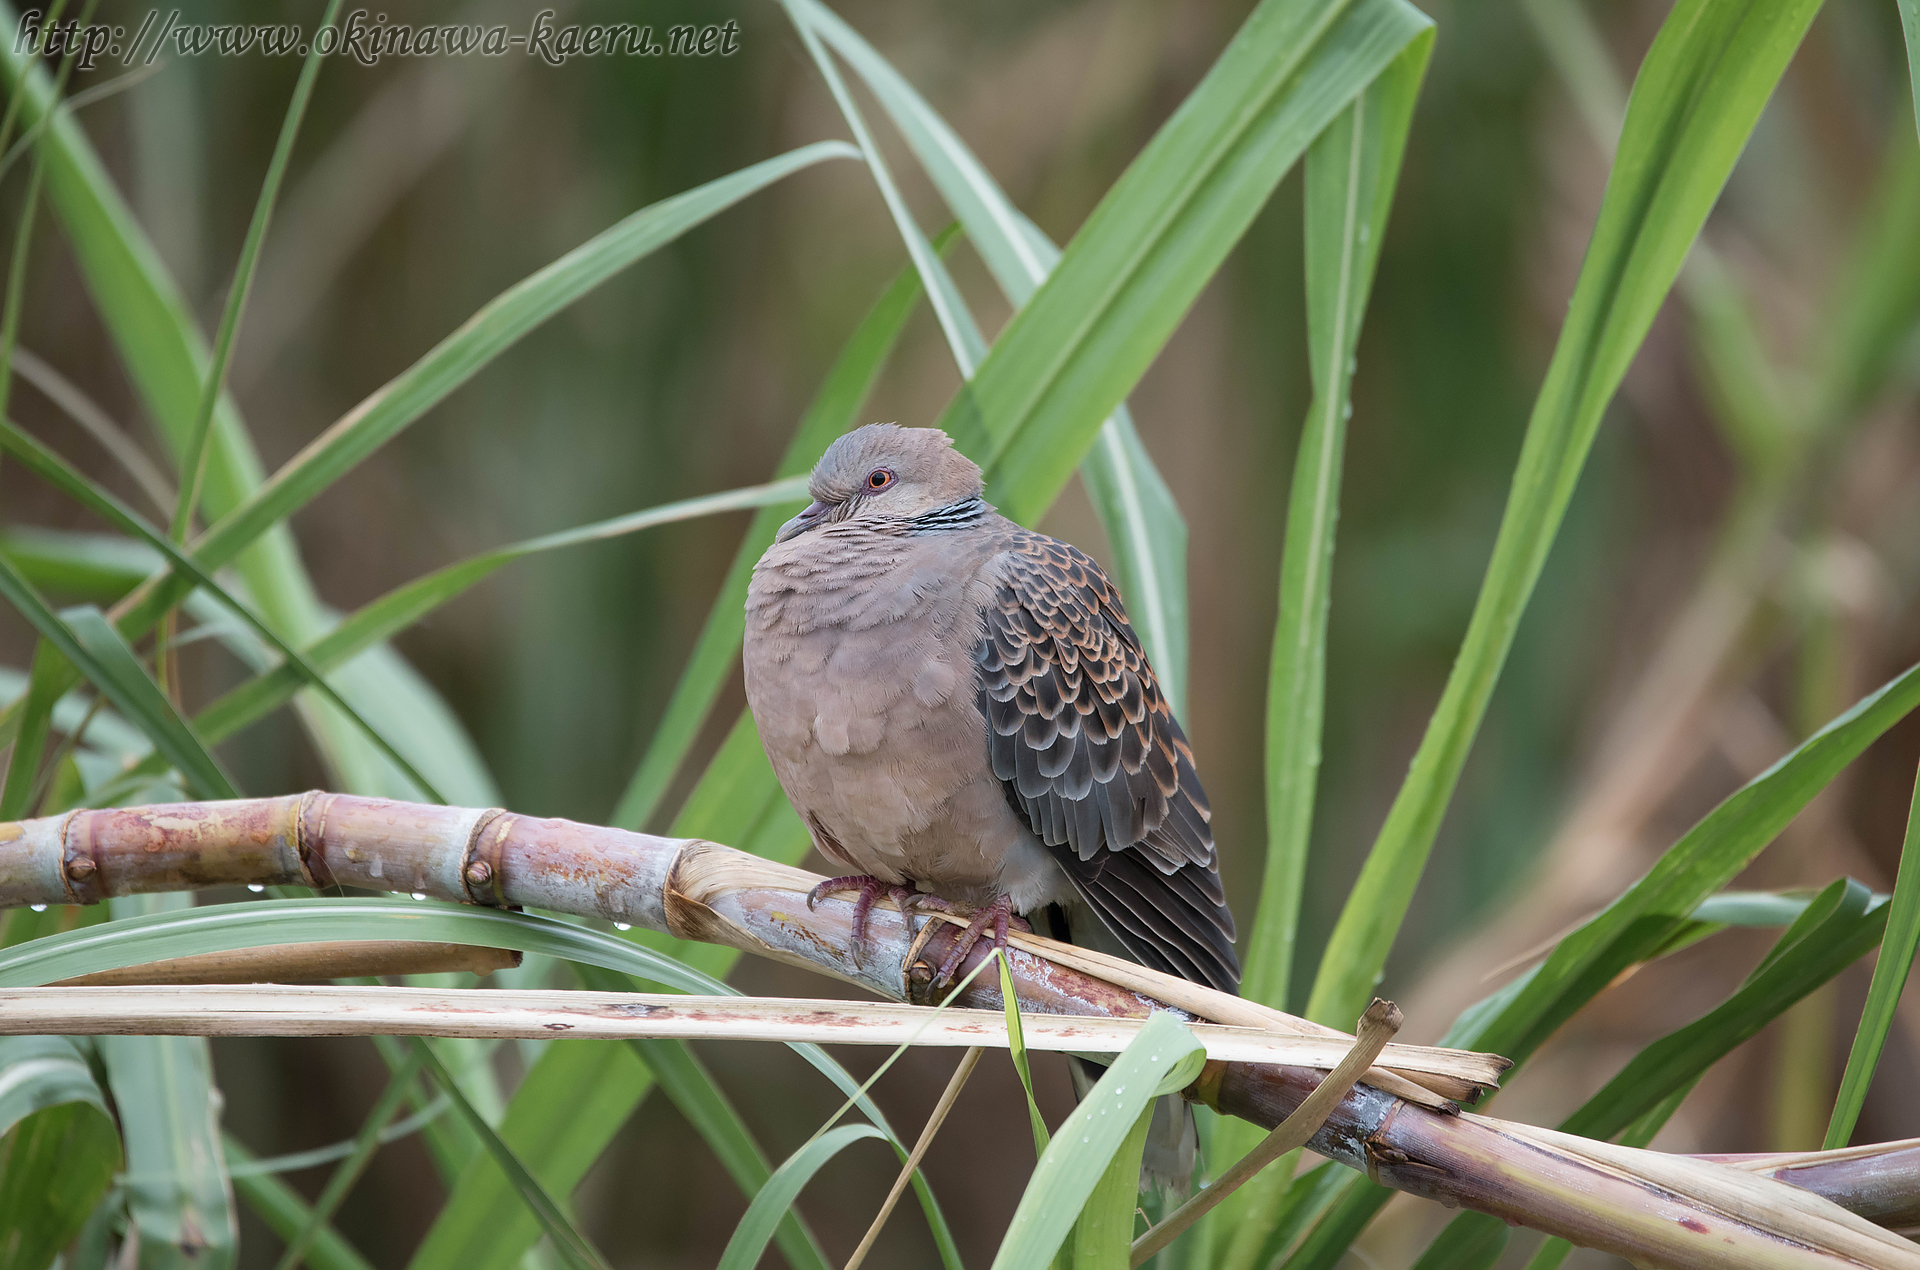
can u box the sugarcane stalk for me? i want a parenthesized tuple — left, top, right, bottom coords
(1697, 1143, 1920, 1235)
(1, 793, 1915, 1269)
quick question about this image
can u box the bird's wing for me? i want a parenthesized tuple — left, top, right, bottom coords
(976, 532, 1240, 992)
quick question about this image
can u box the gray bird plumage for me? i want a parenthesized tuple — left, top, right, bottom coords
(742, 423, 1240, 1185)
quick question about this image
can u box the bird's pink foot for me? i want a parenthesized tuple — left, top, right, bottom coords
(933, 893, 1031, 987)
(807, 874, 940, 949)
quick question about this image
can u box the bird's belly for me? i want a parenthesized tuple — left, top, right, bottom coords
(744, 620, 1069, 910)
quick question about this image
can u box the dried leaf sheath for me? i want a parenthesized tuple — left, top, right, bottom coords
(1, 794, 1916, 1270)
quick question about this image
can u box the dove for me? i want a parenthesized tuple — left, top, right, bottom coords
(743, 424, 1239, 1185)
(742, 423, 1238, 990)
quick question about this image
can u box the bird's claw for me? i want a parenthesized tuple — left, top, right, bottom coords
(933, 893, 1030, 987)
(806, 875, 944, 952)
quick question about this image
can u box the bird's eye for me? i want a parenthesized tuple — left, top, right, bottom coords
(866, 469, 894, 491)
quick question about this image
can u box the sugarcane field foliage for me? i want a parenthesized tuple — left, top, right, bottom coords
(1, 0, 1919, 1266)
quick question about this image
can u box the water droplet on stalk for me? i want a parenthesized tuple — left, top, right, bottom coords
(247, 883, 265, 893)
(410, 891, 427, 901)
(615, 922, 632, 931)
(28, 904, 46, 913)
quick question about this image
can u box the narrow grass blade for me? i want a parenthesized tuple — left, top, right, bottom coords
(369, 1034, 480, 1183)
(42, 468, 789, 800)
(1, 418, 443, 800)
(0, 640, 62, 818)
(803, 0, 1205, 647)
(1248, 1162, 1352, 1269)
(790, 0, 1204, 699)
(192, 142, 857, 578)
(99, 895, 235, 1270)
(1808, 116, 1920, 429)
(1449, 659, 1920, 1065)
(1560, 879, 1883, 1138)
(61, 606, 236, 800)
(187, 476, 806, 749)
(0, 2, 62, 159)
(633, 1037, 833, 1270)
(0, 43, 847, 796)
(172, 0, 343, 540)
(1409, 1213, 1508, 1270)
(844, 1048, 983, 1270)
(1900, 0, 1919, 140)
(0, 1035, 119, 1270)
(0, 145, 44, 430)
(407, 1040, 651, 1270)
(1826, 763, 1920, 1147)
(1310, 0, 1831, 1026)
(501, 712, 959, 1264)
(224, 1137, 378, 1270)
(1243, 33, 1430, 1019)
(1274, 1179, 1387, 1270)
(229, 1099, 448, 1178)
(0, 526, 158, 600)
(998, 952, 1051, 1158)
(0, 5, 485, 804)
(610, 240, 931, 831)
(952, 0, 1431, 524)
(571, 963, 830, 1270)
(6, 900, 957, 1270)
(781, 4, 985, 386)
(1522, 1236, 1573, 1270)
(0, 561, 235, 800)
(0, 0, 93, 426)
(1078, 410, 1189, 710)
(1139, 1000, 1401, 1268)
(13, 347, 176, 514)
(0, 899, 729, 993)
(273, 1047, 419, 1270)
(715, 1125, 887, 1270)
(990, 1012, 1206, 1270)
(411, 1038, 614, 1270)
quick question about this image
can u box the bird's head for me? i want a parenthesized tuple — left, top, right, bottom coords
(776, 424, 985, 542)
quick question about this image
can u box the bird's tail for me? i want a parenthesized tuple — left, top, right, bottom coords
(1048, 901, 1201, 1194)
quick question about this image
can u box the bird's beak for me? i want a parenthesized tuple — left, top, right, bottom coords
(776, 501, 830, 542)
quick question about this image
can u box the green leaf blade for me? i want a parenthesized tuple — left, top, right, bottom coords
(99, 896, 236, 1270)
(1826, 762, 1920, 1147)
(715, 1125, 887, 1270)
(989, 1011, 1205, 1270)
(963, 0, 1432, 526)
(1309, 0, 1828, 1027)
(611, 254, 928, 831)
(0, 1036, 119, 1270)
(194, 142, 858, 578)
(1452, 659, 1920, 1065)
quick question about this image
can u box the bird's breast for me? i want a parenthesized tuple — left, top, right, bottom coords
(742, 529, 1024, 892)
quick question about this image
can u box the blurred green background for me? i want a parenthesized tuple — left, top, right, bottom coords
(2, 0, 1918, 1264)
